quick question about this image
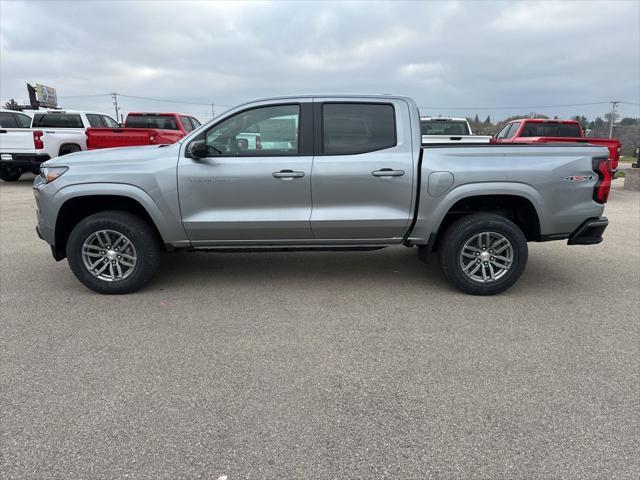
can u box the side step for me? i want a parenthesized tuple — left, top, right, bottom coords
(190, 246, 388, 253)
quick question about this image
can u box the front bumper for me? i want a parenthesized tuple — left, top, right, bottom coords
(0, 152, 51, 170)
(568, 217, 608, 245)
(33, 179, 61, 259)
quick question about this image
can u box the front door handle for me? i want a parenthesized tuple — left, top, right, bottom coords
(273, 170, 305, 179)
(372, 168, 405, 177)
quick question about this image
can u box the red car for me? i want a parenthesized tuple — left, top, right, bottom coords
(86, 113, 201, 149)
(492, 118, 622, 169)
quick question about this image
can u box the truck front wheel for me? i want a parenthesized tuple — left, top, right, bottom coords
(66, 211, 160, 294)
(439, 213, 528, 295)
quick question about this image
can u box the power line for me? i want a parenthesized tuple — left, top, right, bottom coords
(418, 101, 613, 111)
(57, 93, 111, 99)
(117, 93, 232, 107)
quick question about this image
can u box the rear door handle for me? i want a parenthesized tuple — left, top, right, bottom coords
(0, 130, 7, 134)
(273, 169, 305, 179)
(372, 168, 405, 177)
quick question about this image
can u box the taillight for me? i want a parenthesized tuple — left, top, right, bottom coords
(592, 157, 612, 204)
(33, 131, 44, 149)
(256, 136, 262, 150)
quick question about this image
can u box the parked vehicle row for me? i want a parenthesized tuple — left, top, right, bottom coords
(86, 113, 201, 149)
(34, 95, 611, 296)
(0, 109, 118, 181)
(0, 109, 201, 181)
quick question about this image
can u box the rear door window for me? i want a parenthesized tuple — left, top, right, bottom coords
(0, 112, 19, 128)
(101, 115, 120, 128)
(32, 113, 84, 128)
(86, 114, 105, 127)
(322, 103, 396, 155)
(190, 117, 201, 128)
(180, 116, 194, 132)
(14, 113, 32, 127)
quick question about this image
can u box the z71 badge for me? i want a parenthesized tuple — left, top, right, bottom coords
(564, 175, 593, 182)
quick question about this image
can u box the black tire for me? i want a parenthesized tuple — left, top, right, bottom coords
(58, 144, 81, 156)
(66, 211, 161, 294)
(0, 168, 22, 182)
(439, 213, 528, 295)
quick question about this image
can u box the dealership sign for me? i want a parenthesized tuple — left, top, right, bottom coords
(35, 84, 58, 108)
(27, 83, 58, 108)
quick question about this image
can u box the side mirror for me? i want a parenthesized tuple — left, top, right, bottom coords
(189, 140, 208, 159)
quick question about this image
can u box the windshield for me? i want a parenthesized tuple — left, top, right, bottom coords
(125, 115, 179, 130)
(421, 120, 470, 136)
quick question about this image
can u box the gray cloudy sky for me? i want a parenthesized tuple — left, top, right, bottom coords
(1, 0, 639, 122)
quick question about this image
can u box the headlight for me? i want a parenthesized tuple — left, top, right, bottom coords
(39, 166, 68, 184)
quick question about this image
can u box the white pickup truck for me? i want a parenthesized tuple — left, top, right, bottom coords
(0, 109, 119, 182)
(421, 117, 492, 144)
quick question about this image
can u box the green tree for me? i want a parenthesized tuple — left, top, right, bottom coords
(484, 115, 491, 124)
(473, 114, 480, 124)
(619, 117, 639, 126)
(572, 115, 589, 130)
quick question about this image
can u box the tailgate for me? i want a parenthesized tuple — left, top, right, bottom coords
(0, 129, 34, 153)
(522, 136, 621, 168)
(86, 128, 153, 149)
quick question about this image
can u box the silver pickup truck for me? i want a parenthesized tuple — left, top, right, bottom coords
(33, 95, 611, 295)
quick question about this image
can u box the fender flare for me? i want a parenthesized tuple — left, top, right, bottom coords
(52, 182, 174, 242)
(411, 182, 545, 243)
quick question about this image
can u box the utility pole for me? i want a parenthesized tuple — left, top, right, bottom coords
(111, 93, 120, 123)
(211, 103, 215, 120)
(608, 100, 619, 138)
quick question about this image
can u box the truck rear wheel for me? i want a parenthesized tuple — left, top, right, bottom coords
(439, 213, 528, 295)
(0, 168, 22, 182)
(66, 211, 160, 294)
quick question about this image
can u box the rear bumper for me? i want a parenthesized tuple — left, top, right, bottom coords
(568, 217, 608, 245)
(0, 152, 51, 170)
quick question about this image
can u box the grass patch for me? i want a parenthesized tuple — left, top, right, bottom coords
(615, 171, 626, 179)
(619, 156, 637, 163)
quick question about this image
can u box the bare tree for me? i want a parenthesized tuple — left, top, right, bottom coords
(3, 99, 20, 111)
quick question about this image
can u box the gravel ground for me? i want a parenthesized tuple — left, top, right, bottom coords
(1, 176, 638, 479)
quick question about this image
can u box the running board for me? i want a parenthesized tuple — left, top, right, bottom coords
(190, 246, 388, 253)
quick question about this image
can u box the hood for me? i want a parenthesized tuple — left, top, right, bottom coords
(44, 143, 180, 167)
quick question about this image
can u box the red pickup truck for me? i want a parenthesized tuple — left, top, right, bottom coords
(492, 119, 622, 169)
(86, 113, 201, 149)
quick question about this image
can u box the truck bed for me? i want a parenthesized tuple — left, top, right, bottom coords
(86, 127, 185, 149)
(510, 136, 621, 168)
(422, 135, 492, 144)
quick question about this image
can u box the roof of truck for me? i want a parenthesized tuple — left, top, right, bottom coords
(127, 112, 194, 117)
(420, 117, 468, 122)
(237, 94, 413, 104)
(507, 118, 580, 124)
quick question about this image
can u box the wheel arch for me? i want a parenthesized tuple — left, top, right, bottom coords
(58, 143, 82, 156)
(436, 193, 542, 244)
(411, 182, 544, 248)
(52, 186, 174, 259)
